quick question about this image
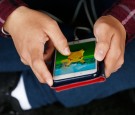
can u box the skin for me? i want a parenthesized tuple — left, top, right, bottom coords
(94, 15, 126, 77)
(4, 6, 71, 86)
(3, 6, 126, 86)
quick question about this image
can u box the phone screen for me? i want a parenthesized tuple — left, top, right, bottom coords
(53, 38, 97, 81)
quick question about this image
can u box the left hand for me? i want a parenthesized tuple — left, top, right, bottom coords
(94, 15, 126, 77)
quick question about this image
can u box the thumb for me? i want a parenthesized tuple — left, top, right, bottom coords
(94, 24, 112, 61)
(45, 22, 71, 56)
(94, 41, 110, 61)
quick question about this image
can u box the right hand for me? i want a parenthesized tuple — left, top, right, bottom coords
(3, 6, 71, 86)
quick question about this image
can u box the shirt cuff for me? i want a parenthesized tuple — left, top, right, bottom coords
(0, 0, 28, 37)
(103, 1, 135, 43)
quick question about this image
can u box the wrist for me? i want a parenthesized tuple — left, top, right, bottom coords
(3, 6, 29, 34)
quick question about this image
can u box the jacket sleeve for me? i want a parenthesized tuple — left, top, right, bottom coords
(104, 0, 135, 43)
(0, 0, 27, 37)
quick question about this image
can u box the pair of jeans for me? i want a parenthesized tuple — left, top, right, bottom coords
(0, 26, 135, 108)
(0, 0, 134, 109)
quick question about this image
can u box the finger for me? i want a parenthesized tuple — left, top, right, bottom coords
(94, 36, 112, 61)
(113, 55, 124, 72)
(43, 40, 54, 61)
(94, 42, 110, 61)
(94, 23, 113, 61)
(29, 44, 53, 86)
(20, 57, 28, 65)
(32, 67, 46, 83)
(44, 21, 71, 56)
(104, 34, 122, 77)
(31, 58, 53, 86)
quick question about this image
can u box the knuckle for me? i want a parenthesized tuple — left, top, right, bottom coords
(36, 74, 45, 83)
(98, 42, 110, 50)
(103, 42, 110, 49)
(20, 49, 28, 59)
(119, 58, 124, 66)
(109, 53, 119, 61)
(45, 19, 59, 33)
(112, 50, 122, 60)
(49, 19, 58, 28)
(20, 52, 30, 64)
(99, 22, 109, 28)
(57, 38, 67, 47)
(110, 49, 122, 60)
(94, 22, 110, 35)
(115, 49, 122, 57)
(51, 19, 57, 25)
(20, 58, 28, 65)
(39, 78, 46, 83)
(31, 58, 41, 67)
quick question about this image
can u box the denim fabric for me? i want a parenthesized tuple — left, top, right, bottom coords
(1, 26, 135, 108)
(0, 0, 134, 108)
(23, 38, 135, 108)
(0, 38, 29, 72)
(55, 39, 135, 107)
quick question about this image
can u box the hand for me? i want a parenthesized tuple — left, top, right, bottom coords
(94, 15, 126, 77)
(3, 6, 71, 86)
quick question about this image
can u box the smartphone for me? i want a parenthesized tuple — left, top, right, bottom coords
(53, 38, 97, 81)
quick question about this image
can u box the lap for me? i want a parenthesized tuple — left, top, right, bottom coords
(23, 38, 135, 108)
(1, 28, 135, 108)
(55, 39, 135, 107)
(0, 37, 29, 72)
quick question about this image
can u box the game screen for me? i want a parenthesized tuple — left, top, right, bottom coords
(53, 39, 97, 80)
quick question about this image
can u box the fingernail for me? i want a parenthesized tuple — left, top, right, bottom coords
(95, 50, 104, 61)
(64, 47, 71, 55)
(46, 79, 53, 86)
